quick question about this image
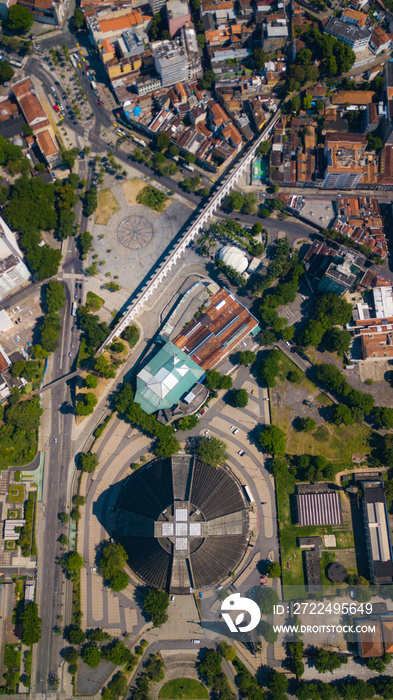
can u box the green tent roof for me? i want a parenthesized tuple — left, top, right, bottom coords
(135, 341, 205, 414)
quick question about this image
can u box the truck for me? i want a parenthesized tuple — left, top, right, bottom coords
(243, 485, 254, 503)
(90, 80, 97, 90)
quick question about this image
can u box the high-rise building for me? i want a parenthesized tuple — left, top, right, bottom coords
(153, 39, 188, 86)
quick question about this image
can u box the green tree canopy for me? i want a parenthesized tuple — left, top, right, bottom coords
(267, 561, 281, 578)
(143, 588, 169, 627)
(82, 645, 102, 668)
(239, 350, 256, 366)
(61, 550, 84, 573)
(21, 602, 42, 646)
(79, 452, 98, 473)
(229, 388, 248, 408)
(45, 280, 65, 313)
(196, 436, 227, 467)
(373, 406, 393, 430)
(0, 61, 14, 84)
(100, 542, 127, 581)
(259, 424, 286, 456)
(6, 5, 33, 34)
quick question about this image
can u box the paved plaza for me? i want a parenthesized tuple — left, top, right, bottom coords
(89, 182, 197, 295)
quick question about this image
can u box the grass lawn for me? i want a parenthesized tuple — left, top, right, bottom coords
(8, 485, 25, 503)
(86, 291, 104, 311)
(335, 531, 355, 549)
(95, 188, 120, 225)
(271, 402, 371, 462)
(159, 679, 209, 700)
(277, 352, 316, 394)
(316, 392, 333, 407)
(137, 185, 168, 212)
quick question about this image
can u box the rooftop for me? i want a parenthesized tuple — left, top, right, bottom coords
(135, 341, 205, 414)
(325, 16, 370, 43)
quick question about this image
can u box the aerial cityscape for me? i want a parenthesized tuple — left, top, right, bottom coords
(1, 0, 393, 695)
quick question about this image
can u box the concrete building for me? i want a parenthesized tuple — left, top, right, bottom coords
(370, 26, 391, 54)
(373, 286, 393, 318)
(360, 324, 393, 360)
(17, 0, 66, 24)
(166, 0, 190, 36)
(0, 218, 30, 300)
(360, 479, 393, 583)
(149, 0, 166, 15)
(322, 132, 377, 190)
(173, 288, 260, 370)
(153, 39, 188, 87)
(318, 258, 357, 295)
(324, 16, 370, 51)
(135, 341, 205, 414)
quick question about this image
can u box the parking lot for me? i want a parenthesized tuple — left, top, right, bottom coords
(2, 291, 42, 357)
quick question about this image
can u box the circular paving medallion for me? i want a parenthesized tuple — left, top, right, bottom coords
(116, 215, 154, 249)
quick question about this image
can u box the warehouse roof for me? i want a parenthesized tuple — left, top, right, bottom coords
(135, 341, 204, 414)
(296, 489, 342, 526)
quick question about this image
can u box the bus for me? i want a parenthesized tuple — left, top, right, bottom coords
(71, 302, 77, 317)
(184, 163, 195, 172)
(90, 80, 97, 90)
(70, 54, 77, 69)
(9, 58, 22, 69)
(243, 485, 254, 503)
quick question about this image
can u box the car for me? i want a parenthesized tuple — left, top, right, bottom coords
(241, 341, 247, 347)
(229, 425, 234, 431)
(54, 438, 57, 443)
(196, 413, 202, 418)
(68, 352, 72, 357)
(71, 327, 75, 332)
(251, 389, 255, 394)
(91, 567, 97, 572)
(71, 343, 74, 348)
(261, 579, 268, 586)
(263, 397, 270, 401)
(204, 430, 210, 436)
(78, 63, 82, 68)
(238, 450, 245, 456)
(199, 592, 203, 599)
(98, 100, 102, 106)
(53, 104, 59, 112)
(14, 335, 20, 342)
(233, 428, 239, 435)
(191, 639, 201, 644)
(301, 295, 306, 300)
(113, 122, 118, 127)
(74, 293, 78, 299)
(285, 341, 291, 346)
(171, 595, 175, 602)
(200, 409, 205, 414)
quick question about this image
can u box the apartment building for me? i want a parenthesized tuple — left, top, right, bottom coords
(324, 16, 370, 51)
(322, 132, 377, 189)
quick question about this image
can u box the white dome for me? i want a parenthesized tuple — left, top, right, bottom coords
(217, 245, 248, 274)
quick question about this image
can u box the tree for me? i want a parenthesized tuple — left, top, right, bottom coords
(21, 602, 42, 645)
(0, 61, 14, 84)
(225, 190, 244, 211)
(253, 47, 266, 70)
(75, 393, 98, 416)
(156, 132, 170, 151)
(63, 647, 79, 663)
(121, 325, 140, 346)
(296, 417, 316, 433)
(82, 645, 102, 668)
(143, 588, 169, 627)
(45, 280, 65, 313)
(66, 626, 86, 645)
(6, 5, 33, 34)
(325, 328, 351, 356)
(255, 586, 279, 615)
(287, 368, 302, 383)
(251, 222, 263, 236)
(239, 350, 256, 366)
(259, 425, 286, 456)
(79, 452, 98, 473)
(229, 389, 248, 408)
(108, 672, 128, 698)
(314, 649, 346, 673)
(218, 642, 237, 661)
(367, 133, 383, 151)
(303, 94, 312, 111)
(73, 7, 85, 28)
(373, 406, 393, 430)
(242, 193, 257, 214)
(315, 294, 353, 326)
(267, 670, 288, 699)
(60, 147, 79, 171)
(61, 551, 84, 573)
(84, 187, 98, 216)
(201, 70, 217, 89)
(155, 433, 180, 458)
(260, 620, 278, 644)
(100, 542, 127, 581)
(331, 403, 353, 426)
(281, 325, 295, 342)
(86, 374, 98, 389)
(291, 95, 301, 113)
(267, 561, 281, 578)
(196, 436, 227, 467)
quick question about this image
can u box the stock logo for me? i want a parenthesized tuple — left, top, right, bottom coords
(221, 593, 260, 633)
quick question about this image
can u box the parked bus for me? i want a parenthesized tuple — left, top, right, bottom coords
(71, 302, 77, 317)
(70, 54, 78, 69)
(90, 80, 97, 90)
(9, 58, 22, 69)
(184, 163, 195, 172)
(243, 485, 254, 503)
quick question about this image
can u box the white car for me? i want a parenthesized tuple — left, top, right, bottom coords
(204, 430, 210, 436)
(54, 438, 57, 443)
(229, 425, 234, 431)
(171, 595, 175, 602)
(238, 450, 245, 456)
(191, 639, 200, 644)
(233, 428, 239, 435)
